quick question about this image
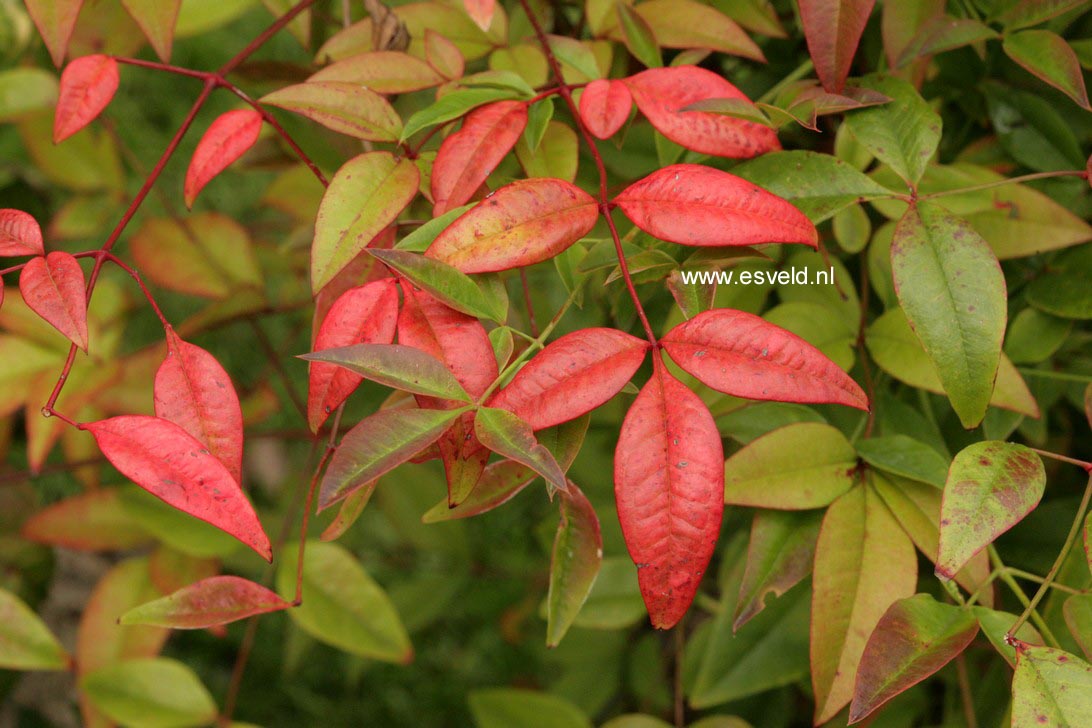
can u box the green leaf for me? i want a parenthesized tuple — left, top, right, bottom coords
(733, 509, 822, 630)
(1026, 244, 1092, 320)
(681, 97, 772, 126)
(516, 120, 579, 182)
(849, 594, 979, 723)
(547, 37, 602, 81)
(1003, 30, 1090, 110)
(120, 0, 181, 61)
(568, 557, 646, 630)
(891, 202, 1007, 428)
(547, 484, 603, 647)
(277, 541, 411, 662)
(118, 487, 240, 559)
(80, 658, 217, 728)
(998, 0, 1089, 30)
(372, 249, 507, 323)
(422, 460, 536, 523)
(1064, 594, 1092, 660)
(261, 81, 403, 141)
(395, 203, 474, 252)
(855, 435, 949, 488)
(631, 0, 764, 62)
(401, 87, 524, 141)
(523, 97, 554, 152)
(1012, 644, 1092, 725)
(732, 150, 893, 223)
(615, 2, 662, 68)
(302, 344, 472, 401)
(974, 607, 1045, 667)
(843, 74, 941, 186)
(312, 152, 419, 292)
(474, 407, 567, 493)
(0, 588, 69, 670)
(469, 688, 592, 728)
(723, 423, 858, 509)
(0, 68, 57, 122)
(1005, 308, 1072, 364)
(936, 441, 1046, 579)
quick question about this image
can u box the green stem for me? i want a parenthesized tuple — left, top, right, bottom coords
(988, 546, 1060, 647)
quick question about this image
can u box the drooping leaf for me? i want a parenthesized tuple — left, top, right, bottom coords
(431, 100, 526, 215)
(303, 343, 472, 402)
(312, 153, 418, 292)
(80, 658, 218, 728)
(120, 575, 289, 629)
(310, 50, 445, 93)
(624, 65, 780, 158)
(261, 81, 402, 141)
(53, 54, 119, 143)
(119, 0, 181, 61)
(277, 541, 411, 662)
(426, 178, 598, 273)
(615, 360, 724, 629)
(422, 459, 536, 522)
(615, 2, 662, 68)
(843, 74, 941, 186)
(469, 688, 592, 728)
(474, 407, 567, 493)
(663, 308, 866, 409)
(724, 422, 859, 509)
(0, 209, 45, 256)
(936, 441, 1045, 579)
(734, 509, 822, 630)
(1003, 30, 1090, 110)
(320, 485, 374, 541)
(489, 328, 648, 430)
(578, 79, 632, 139)
(183, 109, 263, 209)
(547, 483, 603, 647)
(1011, 643, 1092, 726)
(810, 486, 917, 724)
(372, 249, 505, 323)
(614, 164, 818, 249)
(0, 588, 70, 670)
(25, 0, 84, 66)
(629, 0, 764, 62)
(308, 279, 400, 432)
(154, 327, 244, 483)
(21, 488, 152, 551)
(19, 251, 88, 351)
(319, 406, 465, 509)
(797, 0, 875, 93)
(83, 416, 272, 560)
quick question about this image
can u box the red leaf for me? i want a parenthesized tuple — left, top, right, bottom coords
(463, 0, 495, 30)
(83, 416, 272, 561)
(432, 100, 527, 215)
(426, 178, 599, 274)
(19, 252, 88, 351)
(799, 0, 876, 93)
(489, 327, 648, 430)
(307, 278, 399, 433)
(184, 109, 263, 209)
(119, 575, 290, 629)
(624, 66, 780, 158)
(154, 327, 244, 483)
(54, 54, 119, 143)
(579, 79, 633, 140)
(613, 164, 817, 248)
(615, 358, 724, 629)
(662, 308, 868, 410)
(0, 209, 45, 256)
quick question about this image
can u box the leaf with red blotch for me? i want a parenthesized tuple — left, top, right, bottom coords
(119, 576, 290, 629)
(661, 307, 868, 410)
(488, 328, 648, 430)
(83, 416, 272, 561)
(154, 327, 244, 482)
(615, 358, 724, 629)
(426, 178, 598, 274)
(624, 66, 780, 158)
(53, 55, 119, 143)
(184, 109, 263, 209)
(119, 0, 181, 62)
(798, 0, 876, 93)
(0, 209, 45, 256)
(614, 164, 817, 249)
(432, 100, 527, 215)
(25, 0, 84, 67)
(579, 79, 633, 140)
(307, 278, 399, 433)
(19, 252, 88, 351)
(463, 0, 495, 31)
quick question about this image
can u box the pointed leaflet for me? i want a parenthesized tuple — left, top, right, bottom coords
(183, 109, 263, 209)
(120, 0, 181, 61)
(370, 248, 506, 322)
(811, 486, 917, 724)
(546, 482, 602, 647)
(19, 252, 88, 351)
(488, 328, 648, 430)
(578, 79, 632, 140)
(936, 441, 1045, 579)
(81, 658, 217, 728)
(25, 0, 84, 67)
(426, 178, 597, 274)
(798, 0, 875, 93)
(662, 308, 867, 409)
(848, 594, 979, 723)
(624, 66, 780, 158)
(0, 588, 70, 670)
(734, 509, 822, 630)
(154, 327, 244, 483)
(312, 153, 418, 292)
(1012, 644, 1092, 725)
(1004, 30, 1090, 110)
(0, 209, 45, 256)
(261, 81, 402, 141)
(431, 100, 527, 215)
(21, 489, 151, 551)
(119, 576, 289, 629)
(53, 55, 119, 143)
(474, 407, 567, 493)
(425, 29, 465, 80)
(308, 278, 399, 432)
(843, 75, 940, 186)
(83, 416, 272, 561)
(463, 0, 495, 31)
(615, 2, 662, 68)
(302, 344, 471, 402)
(892, 202, 1006, 429)
(615, 359, 724, 629)
(629, 0, 765, 62)
(311, 51, 445, 93)
(319, 407, 466, 509)
(614, 164, 818, 249)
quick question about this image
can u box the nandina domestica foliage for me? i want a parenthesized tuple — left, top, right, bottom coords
(1, 0, 1092, 726)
